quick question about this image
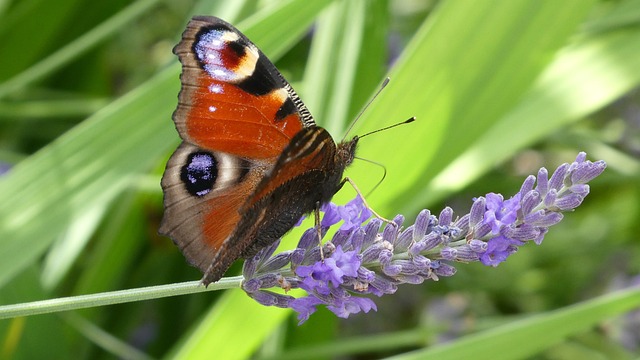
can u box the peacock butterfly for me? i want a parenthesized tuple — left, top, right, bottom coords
(160, 16, 359, 285)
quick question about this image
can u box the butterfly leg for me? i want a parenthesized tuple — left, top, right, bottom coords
(344, 177, 396, 227)
(314, 201, 325, 259)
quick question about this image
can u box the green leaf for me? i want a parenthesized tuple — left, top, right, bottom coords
(388, 287, 640, 360)
(171, 289, 295, 360)
(0, 68, 178, 288)
(413, 25, 640, 207)
(0, 0, 162, 98)
(341, 0, 599, 213)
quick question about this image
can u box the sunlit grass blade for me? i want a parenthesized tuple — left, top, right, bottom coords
(302, 0, 387, 135)
(341, 0, 598, 212)
(0, 68, 178, 289)
(302, 1, 346, 126)
(0, 98, 108, 119)
(389, 287, 640, 360)
(41, 201, 108, 289)
(412, 26, 640, 208)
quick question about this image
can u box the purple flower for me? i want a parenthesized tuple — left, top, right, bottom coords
(240, 152, 606, 324)
(327, 296, 377, 319)
(320, 202, 341, 227)
(483, 193, 520, 234)
(336, 196, 372, 231)
(292, 245, 364, 319)
(290, 296, 323, 324)
(296, 246, 359, 294)
(327, 247, 360, 278)
(480, 235, 520, 267)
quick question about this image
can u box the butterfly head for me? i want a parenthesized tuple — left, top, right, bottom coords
(336, 136, 359, 168)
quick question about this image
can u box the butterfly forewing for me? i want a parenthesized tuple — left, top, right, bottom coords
(172, 16, 314, 159)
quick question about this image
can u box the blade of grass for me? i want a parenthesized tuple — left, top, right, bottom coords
(0, 98, 108, 119)
(63, 313, 155, 360)
(0, 0, 84, 80)
(0, 0, 162, 99)
(411, 25, 640, 209)
(388, 287, 640, 360)
(0, 67, 178, 289)
(302, 1, 344, 125)
(337, 0, 598, 212)
(41, 201, 108, 289)
(170, 289, 299, 360)
(323, 0, 367, 134)
(301, 0, 387, 136)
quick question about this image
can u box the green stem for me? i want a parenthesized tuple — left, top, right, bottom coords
(0, 276, 242, 319)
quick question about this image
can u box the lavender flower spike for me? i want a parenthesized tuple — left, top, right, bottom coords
(241, 152, 606, 324)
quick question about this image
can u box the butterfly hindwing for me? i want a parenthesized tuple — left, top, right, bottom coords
(160, 142, 260, 273)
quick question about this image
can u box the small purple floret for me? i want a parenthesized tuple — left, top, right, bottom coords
(336, 196, 372, 231)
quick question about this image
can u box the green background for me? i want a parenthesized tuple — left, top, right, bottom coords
(1, 0, 639, 359)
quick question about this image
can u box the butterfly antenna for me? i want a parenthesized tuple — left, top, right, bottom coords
(342, 77, 391, 141)
(359, 117, 416, 139)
